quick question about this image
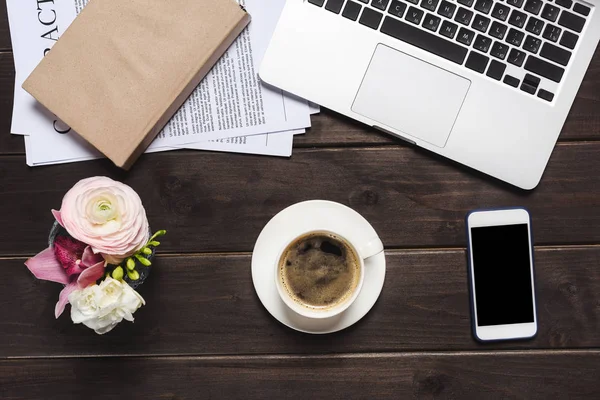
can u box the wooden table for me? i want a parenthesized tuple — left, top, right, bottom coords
(1, 4, 600, 398)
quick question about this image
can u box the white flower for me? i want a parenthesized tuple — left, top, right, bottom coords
(69, 277, 145, 335)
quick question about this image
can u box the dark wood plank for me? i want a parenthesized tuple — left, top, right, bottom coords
(1, 143, 600, 256)
(0, 1, 11, 51)
(1, 351, 599, 399)
(3, 247, 600, 357)
(0, 45, 599, 155)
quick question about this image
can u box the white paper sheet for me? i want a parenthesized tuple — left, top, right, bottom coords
(8, 0, 309, 165)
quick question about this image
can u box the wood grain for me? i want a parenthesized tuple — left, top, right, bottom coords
(1, 351, 599, 399)
(0, 2, 10, 51)
(1, 143, 600, 256)
(3, 247, 599, 357)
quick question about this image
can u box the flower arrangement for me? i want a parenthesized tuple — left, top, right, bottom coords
(25, 176, 165, 335)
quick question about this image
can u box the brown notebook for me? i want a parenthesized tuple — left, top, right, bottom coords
(23, 0, 250, 169)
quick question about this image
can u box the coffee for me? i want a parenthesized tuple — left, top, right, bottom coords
(278, 232, 361, 310)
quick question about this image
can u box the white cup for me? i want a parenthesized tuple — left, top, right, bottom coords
(275, 229, 384, 319)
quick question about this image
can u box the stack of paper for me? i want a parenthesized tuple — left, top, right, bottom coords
(6, 0, 318, 166)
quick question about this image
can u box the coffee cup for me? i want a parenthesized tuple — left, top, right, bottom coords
(275, 229, 384, 319)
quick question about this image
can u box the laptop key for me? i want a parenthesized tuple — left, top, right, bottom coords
(388, 0, 406, 18)
(389, 0, 408, 18)
(492, 4, 510, 21)
(506, 28, 525, 46)
(308, 0, 326, 6)
(525, 17, 544, 35)
(360, 7, 384, 29)
(465, 51, 490, 73)
(541, 4, 560, 22)
(457, 27, 476, 45)
(555, 0, 573, 9)
(509, 10, 527, 28)
(506, 0, 525, 8)
(474, 34, 493, 52)
(440, 20, 459, 38)
(543, 24, 562, 42)
(325, 0, 345, 14)
(523, 35, 542, 53)
(503, 75, 520, 87)
(558, 10, 586, 32)
(540, 42, 572, 65)
(358, 0, 369, 2)
(423, 14, 442, 31)
(372, 0, 391, 10)
(438, 1, 457, 18)
(380, 16, 469, 64)
(525, 55, 565, 82)
(458, 0, 475, 6)
(473, 15, 491, 32)
(573, 3, 590, 16)
(538, 89, 554, 102)
(490, 41, 509, 59)
(406, 0, 419, 4)
(487, 59, 507, 80)
(508, 48, 526, 66)
(490, 21, 508, 39)
(475, 0, 494, 14)
(521, 73, 540, 94)
(455, 7, 474, 25)
(560, 30, 579, 49)
(421, 0, 439, 12)
(406, 6, 425, 24)
(343, 1, 363, 20)
(524, 0, 543, 15)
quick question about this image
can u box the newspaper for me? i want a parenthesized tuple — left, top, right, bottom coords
(7, 0, 313, 165)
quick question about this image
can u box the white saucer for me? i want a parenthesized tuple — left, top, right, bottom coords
(251, 200, 386, 334)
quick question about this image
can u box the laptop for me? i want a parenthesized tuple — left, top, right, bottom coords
(260, 0, 600, 189)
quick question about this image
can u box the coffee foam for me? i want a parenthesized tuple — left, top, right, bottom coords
(278, 232, 361, 311)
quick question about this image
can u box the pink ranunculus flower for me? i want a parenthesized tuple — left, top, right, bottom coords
(53, 177, 150, 265)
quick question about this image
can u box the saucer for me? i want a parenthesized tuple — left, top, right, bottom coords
(251, 200, 386, 334)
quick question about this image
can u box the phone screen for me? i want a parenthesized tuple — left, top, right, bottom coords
(470, 223, 534, 327)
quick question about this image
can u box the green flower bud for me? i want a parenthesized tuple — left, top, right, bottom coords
(148, 241, 161, 247)
(142, 247, 152, 255)
(127, 269, 140, 281)
(135, 254, 152, 267)
(126, 258, 136, 271)
(149, 230, 167, 242)
(112, 266, 124, 280)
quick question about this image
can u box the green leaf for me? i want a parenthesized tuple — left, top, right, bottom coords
(112, 266, 124, 280)
(135, 254, 152, 267)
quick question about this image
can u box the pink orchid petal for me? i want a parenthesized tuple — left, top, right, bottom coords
(55, 283, 78, 318)
(52, 209, 64, 227)
(77, 261, 105, 288)
(82, 246, 104, 267)
(25, 247, 69, 285)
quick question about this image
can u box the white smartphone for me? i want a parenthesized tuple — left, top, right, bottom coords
(466, 208, 538, 342)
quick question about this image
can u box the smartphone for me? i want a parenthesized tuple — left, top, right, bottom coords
(466, 208, 537, 342)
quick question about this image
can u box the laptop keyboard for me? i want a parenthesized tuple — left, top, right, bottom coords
(308, 0, 593, 102)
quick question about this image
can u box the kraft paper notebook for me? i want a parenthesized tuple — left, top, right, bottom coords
(23, 0, 250, 169)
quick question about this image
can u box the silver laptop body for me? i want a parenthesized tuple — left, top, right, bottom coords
(260, 0, 600, 189)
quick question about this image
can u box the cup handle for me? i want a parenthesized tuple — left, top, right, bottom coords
(357, 237, 384, 260)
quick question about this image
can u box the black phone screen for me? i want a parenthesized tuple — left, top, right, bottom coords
(470, 224, 534, 327)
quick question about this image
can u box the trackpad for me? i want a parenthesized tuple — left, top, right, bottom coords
(352, 44, 470, 148)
